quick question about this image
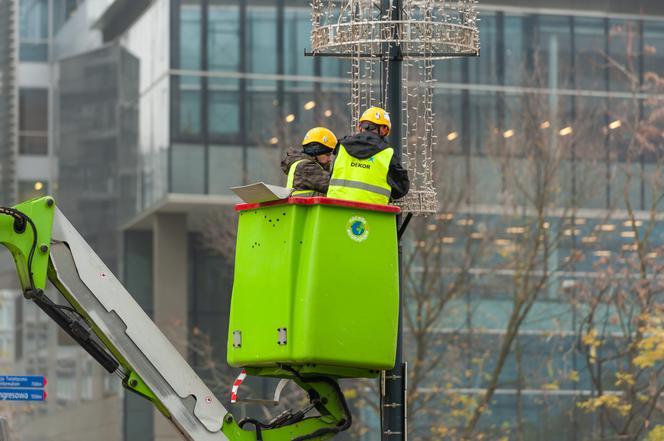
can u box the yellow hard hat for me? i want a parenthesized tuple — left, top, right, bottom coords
(302, 127, 337, 150)
(359, 106, 392, 135)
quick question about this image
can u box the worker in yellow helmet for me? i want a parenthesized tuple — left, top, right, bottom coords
(281, 127, 338, 197)
(327, 107, 409, 204)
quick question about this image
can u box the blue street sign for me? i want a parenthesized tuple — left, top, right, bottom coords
(0, 389, 46, 401)
(0, 376, 46, 388)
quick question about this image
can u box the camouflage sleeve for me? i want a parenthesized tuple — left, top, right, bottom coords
(294, 161, 331, 194)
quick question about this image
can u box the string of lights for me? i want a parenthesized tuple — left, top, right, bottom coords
(311, 0, 480, 214)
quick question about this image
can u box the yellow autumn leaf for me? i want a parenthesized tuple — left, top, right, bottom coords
(578, 395, 631, 416)
(634, 327, 664, 368)
(432, 424, 450, 437)
(638, 393, 650, 403)
(582, 329, 602, 348)
(615, 372, 635, 387)
(344, 388, 358, 399)
(646, 425, 664, 441)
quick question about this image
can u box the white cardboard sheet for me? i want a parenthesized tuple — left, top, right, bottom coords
(230, 182, 292, 204)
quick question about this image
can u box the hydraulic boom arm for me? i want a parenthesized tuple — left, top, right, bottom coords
(0, 197, 350, 441)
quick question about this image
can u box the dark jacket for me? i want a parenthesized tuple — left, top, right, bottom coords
(280, 147, 331, 195)
(335, 132, 410, 200)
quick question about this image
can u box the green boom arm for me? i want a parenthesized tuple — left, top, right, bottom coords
(0, 197, 350, 441)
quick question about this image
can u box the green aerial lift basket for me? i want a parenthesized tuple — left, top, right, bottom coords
(227, 197, 399, 378)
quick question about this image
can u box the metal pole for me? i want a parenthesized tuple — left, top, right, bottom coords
(382, 0, 404, 440)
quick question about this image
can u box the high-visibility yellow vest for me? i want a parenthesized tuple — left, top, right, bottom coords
(327, 144, 393, 204)
(286, 159, 317, 197)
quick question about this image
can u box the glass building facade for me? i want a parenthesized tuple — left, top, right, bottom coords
(109, 2, 664, 439)
(122, 0, 354, 219)
(120, 2, 664, 216)
(11, 0, 664, 439)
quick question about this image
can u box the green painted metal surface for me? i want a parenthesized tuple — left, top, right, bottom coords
(0, 196, 55, 291)
(227, 199, 398, 375)
(222, 368, 347, 441)
(0, 196, 353, 440)
(125, 371, 161, 407)
(222, 415, 337, 441)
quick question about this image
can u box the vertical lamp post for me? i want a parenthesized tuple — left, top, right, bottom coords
(308, 1, 480, 439)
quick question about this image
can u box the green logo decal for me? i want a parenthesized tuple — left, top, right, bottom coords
(347, 216, 369, 242)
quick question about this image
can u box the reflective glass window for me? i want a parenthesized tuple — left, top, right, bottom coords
(19, 0, 48, 61)
(608, 19, 634, 93)
(504, 15, 525, 86)
(179, 1, 202, 70)
(434, 89, 464, 154)
(53, 0, 81, 33)
(209, 145, 243, 194)
(171, 143, 206, 193)
(247, 146, 281, 184)
(176, 77, 202, 137)
(209, 91, 239, 137)
(574, 18, 607, 90)
(189, 238, 233, 376)
(538, 16, 573, 88)
(468, 12, 497, 84)
(643, 21, 664, 93)
(320, 58, 346, 83)
(19, 88, 48, 155)
(208, 2, 240, 72)
(575, 96, 608, 163)
(208, 2, 241, 138)
(642, 22, 664, 164)
(247, 91, 278, 143)
(435, 55, 462, 84)
(607, 97, 633, 161)
(284, 9, 314, 78)
(472, 90, 498, 154)
(247, 8, 277, 75)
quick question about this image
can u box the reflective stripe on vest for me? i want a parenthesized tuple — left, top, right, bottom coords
(327, 144, 393, 204)
(286, 159, 318, 197)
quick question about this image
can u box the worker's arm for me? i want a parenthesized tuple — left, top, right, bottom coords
(388, 154, 410, 200)
(0, 197, 349, 441)
(294, 161, 331, 194)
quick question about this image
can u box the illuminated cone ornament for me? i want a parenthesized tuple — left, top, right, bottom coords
(310, 0, 480, 214)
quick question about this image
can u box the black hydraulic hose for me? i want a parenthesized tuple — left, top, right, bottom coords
(281, 366, 353, 441)
(238, 417, 267, 441)
(0, 207, 38, 289)
(291, 379, 352, 441)
(236, 366, 351, 440)
(25, 288, 120, 373)
(397, 212, 413, 242)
